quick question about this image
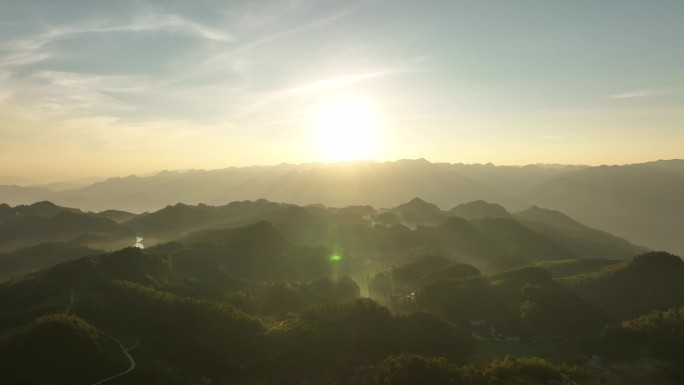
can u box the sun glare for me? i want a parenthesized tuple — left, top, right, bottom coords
(312, 96, 378, 161)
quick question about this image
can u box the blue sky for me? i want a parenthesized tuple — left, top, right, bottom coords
(1, 0, 683, 182)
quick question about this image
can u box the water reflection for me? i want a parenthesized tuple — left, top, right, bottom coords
(134, 236, 144, 249)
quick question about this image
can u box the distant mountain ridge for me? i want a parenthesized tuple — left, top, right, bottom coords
(0, 159, 583, 212)
(1, 159, 682, 255)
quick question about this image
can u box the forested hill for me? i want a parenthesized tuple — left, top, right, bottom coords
(0, 198, 645, 279)
(0, 232, 681, 383)
(565, 252, 684, 320)
(0, 198, 681, 384)
(2, 159, 682, 256)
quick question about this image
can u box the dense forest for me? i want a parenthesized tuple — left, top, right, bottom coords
(0, 198, 683, 384)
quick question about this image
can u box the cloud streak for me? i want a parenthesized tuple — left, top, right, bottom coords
(0, 51, 52, 68)
(610, 89, 680, 99)
(11, 13, 236, 52)
(198, 8, 353, 73)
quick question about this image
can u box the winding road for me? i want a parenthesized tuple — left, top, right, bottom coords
(62, 286, 139, 384)
(92, 336, 139, 385)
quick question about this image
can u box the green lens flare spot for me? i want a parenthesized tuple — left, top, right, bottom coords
(330, 255, 342, 262)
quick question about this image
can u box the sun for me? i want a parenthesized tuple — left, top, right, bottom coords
(312, 96, 378, 161)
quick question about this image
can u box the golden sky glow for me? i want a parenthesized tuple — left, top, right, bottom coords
(1, 1, 683, 184)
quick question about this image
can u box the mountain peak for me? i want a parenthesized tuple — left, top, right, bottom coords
(30, 201, 58, 209)
(450, 200, 510, 220)
(392, 198, 448, 226)
(396, 197, 443, 213)
(514, 205, 585, 231)
(409, 197, 427, 204)
(631, 251, 683, 268)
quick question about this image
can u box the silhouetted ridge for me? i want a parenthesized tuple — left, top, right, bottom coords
(476, 217, 572, 260)
(450, 200, 511, 220)
(631, 251, 683, 268)
(125, 202, 219, 235)
(515, 205, 586, 230)
(215, 199, 283, 218)
(392, 198, 449, 226)
(521, 160, 684, 255)
(0, 208, 132, 254)
(189, 220, 290, 251)
(265, 205, 317, 224)
(29, 200, 59, 210)
(0, 200, 78, 221)
(52, 211, 121, 232)
(95, 209, 136, 223)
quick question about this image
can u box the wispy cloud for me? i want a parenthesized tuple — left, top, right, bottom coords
(0, 51, 53, 68)
(0, 12, 236, 117)
(11, 71, 150, 115)
(609, 89, 680, 99)
(32, 71, 148, 93)
(12, 14, 236, 51)
(0, 0, 418, 163)
(199, 8, 352, 72)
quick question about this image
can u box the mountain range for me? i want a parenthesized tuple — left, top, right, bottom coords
(0, 194, 682, 384)
(1, 159, 682, 256)
(0, 197, 646, 280)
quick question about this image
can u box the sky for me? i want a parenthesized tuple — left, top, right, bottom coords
(1, 0, 683, 183)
